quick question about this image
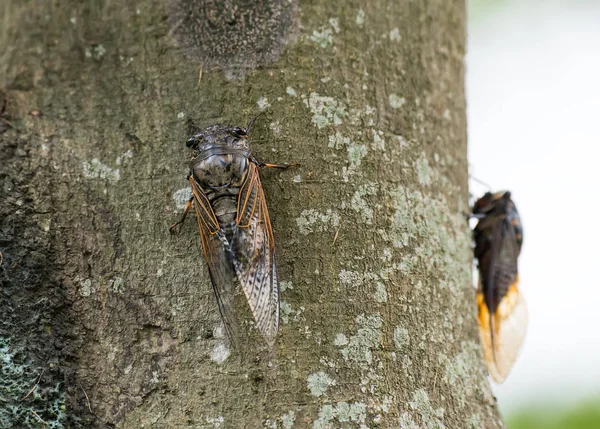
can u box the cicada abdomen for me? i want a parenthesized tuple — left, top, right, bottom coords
(472, 191, 527, 383)
(171, 121, 295, 347)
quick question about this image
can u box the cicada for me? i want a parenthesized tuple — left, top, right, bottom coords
(472, 191, 528, 383)
(170, 119, 295, 346)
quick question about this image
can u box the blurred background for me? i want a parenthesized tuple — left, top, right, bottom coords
(467, 0, 600, 427)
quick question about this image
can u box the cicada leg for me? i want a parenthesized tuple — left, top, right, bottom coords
(169, 197, 193, 234)
(252, 158, 299, 169)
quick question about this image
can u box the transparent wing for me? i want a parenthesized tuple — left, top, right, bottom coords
(190, 177, 241, 347)
(477, 218, 528, 383)
(232, 163, 279, 345)
(477, 279, 528, 383)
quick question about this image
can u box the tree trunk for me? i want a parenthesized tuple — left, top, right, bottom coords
(0, 0, 504, 428)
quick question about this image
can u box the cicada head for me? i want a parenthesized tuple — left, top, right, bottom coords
(473, 190, 523, 257)
(473, 191, 515, 218)
(186, 124, 250, 154)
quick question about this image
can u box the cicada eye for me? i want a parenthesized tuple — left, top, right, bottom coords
(186, 137, 198, 148)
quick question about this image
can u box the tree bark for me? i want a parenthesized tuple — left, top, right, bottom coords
(0, 0, 504, 428)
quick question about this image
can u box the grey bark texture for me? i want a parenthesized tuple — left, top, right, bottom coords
(0, 0, 505, 428)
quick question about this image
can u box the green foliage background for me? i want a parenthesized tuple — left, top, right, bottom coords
(507, 398, 600, 429)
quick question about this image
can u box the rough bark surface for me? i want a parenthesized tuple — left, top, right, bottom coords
(0, 0, 505, 428)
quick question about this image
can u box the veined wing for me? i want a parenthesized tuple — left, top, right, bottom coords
(233, 163, 279, 345)
(189, 176, 241, 347)
(477, 217, 527, 383)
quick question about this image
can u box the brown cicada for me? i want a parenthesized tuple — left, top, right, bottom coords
(170, 119, 295, 347)
(472, 191, 528, 383)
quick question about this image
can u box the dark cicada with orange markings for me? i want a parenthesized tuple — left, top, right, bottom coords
(170, 119, 295, 347)
(472, 191, 528, 383)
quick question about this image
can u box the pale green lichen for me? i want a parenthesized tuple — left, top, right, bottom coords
(82, 158, 120, 182)
(371, 130, 386, 151)
(399, 413, 419, 429)
(210, 343, 230, 364)
(374, 282, 387, 303)
(206, 416, 224, 428)
(336, 314, 383, 367)
(309, 17, 340, 49)
(303, 93, 346, 129)
(388, 94, 406, 109)
(281, 411, 295, 429)
(350, 183, 377, 224)
(115, 149, 133, 166)
(269, 121, 282, 134)
(441, 341, 493, 407)
(313, 402, 366, 429)
(346, 143, 367, 168)
(467, 414, 482, 429)
(338, 269, 379, 289)
(296, 208, 340, 235)
(172, 187, 193, 210)
(0, 337, 66, 428)
(407, 389, 446, 429)
(333, 333, 348, 346)
(385, 187, 420, 248)
(84, 44, 106, 59)
(79, 278, 94, 297)
(383, 185, 472, 300)
(327, 132, 368, 181)
(381, 395, 393, 413)
(356, 9, 365, 26)
(109, 277, 124, 294)
(286, 86, 296, 96)
(328, 18, 340, 33)
(39, 218, 51, 232)
(444, 341, 480, 385)
(280, 301, 293, 324)
(279, 281, 293, 293)
(394, 326, 410, 349)
(307, 371, 335, 397)
(390, 28, 401, 42)
(257, 96, 270, 110)
(310, 28, 334, 48)
(417, 155, 432, 185)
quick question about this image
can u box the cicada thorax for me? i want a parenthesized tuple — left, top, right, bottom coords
(473, 191, 527, 383)
(191, 148, 251, 230)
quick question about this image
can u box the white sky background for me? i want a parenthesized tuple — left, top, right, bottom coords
(467, 0, 600, 414)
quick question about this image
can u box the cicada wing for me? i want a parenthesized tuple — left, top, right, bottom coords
(233, 163, 279, 345)
(477, 218, 527, 383)
(478, 279, 528, 383)
(190, 177, 241, 347)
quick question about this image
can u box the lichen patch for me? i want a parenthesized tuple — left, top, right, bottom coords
(307, 371, 336, 397)
(172, 187, 193, 210)
(389, 94, 406, 109)
(336, 314, 383, 367)
(302, 93, 346, 129)
(394, 325, 410, 349)
(210, 343, 230, 364)
(296, 208, 340, 235)
(350, 183, 377, 224)
(313, 402, 367, 429)
(82, 158, 120, 182)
